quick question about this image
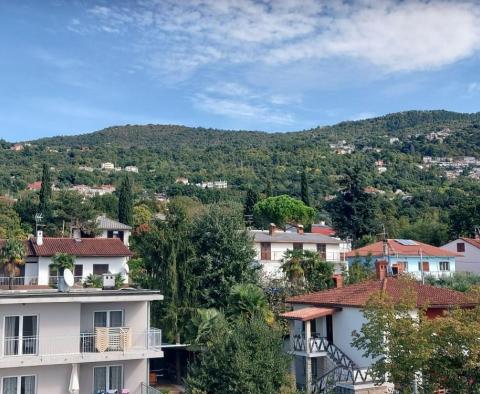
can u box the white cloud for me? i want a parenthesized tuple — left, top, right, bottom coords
(76, 0, 480, 77)
(467, 82, 480, 94)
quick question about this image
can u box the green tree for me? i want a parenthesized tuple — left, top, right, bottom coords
(253, 195, 315, 229)
(0, 238, 25, 289)
(281, 249, 334, 292)
(118, 175, 134, 226)
(346, 254, 375, 285)
(300, 169, 310, 206)
(38, 163, 52, 216)
(51, 253, 75, 275)
(133, 204, 153, 226)
(186, 317, 293, 394)
(244, 188, 260, 217)
(327, 164, 379, 243)
(226, 283, 273, 323)
(0, 201, 26, 238)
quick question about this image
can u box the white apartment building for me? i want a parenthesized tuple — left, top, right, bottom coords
(250, 225, 345, 280)
(0, 287, 163, 394)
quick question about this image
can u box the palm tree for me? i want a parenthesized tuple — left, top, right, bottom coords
(227, 283, 274, 324)
(1, 238, 25, 289)
(51, 253, 75, 275)
(281, 249, 305, 288)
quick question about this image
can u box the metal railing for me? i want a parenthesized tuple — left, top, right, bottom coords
(0, 276, 38, 286)
(141, 383, 162, 394)
(48, 275, 84, 286)
(1, 328, 161, 358)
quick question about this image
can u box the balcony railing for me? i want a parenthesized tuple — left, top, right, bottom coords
(0, 276, 38, 286)
(48, 275, 84, 286)
(1, 328, 162, 359)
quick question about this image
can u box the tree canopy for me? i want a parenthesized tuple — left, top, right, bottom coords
(253, 195, 315, 229)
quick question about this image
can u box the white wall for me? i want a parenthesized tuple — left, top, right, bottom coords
(443, 239, 480, 273)
(38, 256, 128, 285)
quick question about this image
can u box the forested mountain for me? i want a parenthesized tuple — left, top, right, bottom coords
(1, 110, 479, 198)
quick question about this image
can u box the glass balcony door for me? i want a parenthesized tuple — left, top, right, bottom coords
(4, 315, 38, 356)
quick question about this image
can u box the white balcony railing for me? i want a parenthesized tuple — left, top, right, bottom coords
(0, 277, 38, 286)
(259, 251, 341, 262)
(1, 328, 162, 360)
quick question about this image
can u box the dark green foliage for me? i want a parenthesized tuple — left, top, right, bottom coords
(118, 175, 133, 226)
(300, 169, 310, 206)
(39, 163, 52, 216)
(253, 195, 315, 229)
(186, 317, 292, 394)
(244, 187, 260, 217)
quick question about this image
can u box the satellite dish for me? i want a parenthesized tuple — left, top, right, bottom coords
(124, 264, 130, 274)
(63, 269, 74, 287)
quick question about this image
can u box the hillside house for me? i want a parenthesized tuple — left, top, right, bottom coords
(96, 215, 132, 247)
(251, 224, 346, 279)
(282, 264, 476, 393)
(346, 239, 457, 280)
(442, 237, 480, 274)
(125, 166, 139, 173)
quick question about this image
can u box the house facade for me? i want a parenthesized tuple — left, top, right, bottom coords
(281, 265, 475, 393)
(346, 239, 457, 280)
(0, 233, 131, 287)
(0, 287, 163, 394)
(96, 216, 132, 247)
(441, 237, 480, 274)
(251, 225, 347, 280)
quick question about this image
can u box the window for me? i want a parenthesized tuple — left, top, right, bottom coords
(74, 265, 83, 283)
(93, 366, 123, 393)
(4, 316, 37, 356)
(93, 264, 109, 276)
(317, 244, 326, 259)
(260, 243, 271, 260)
(418, 261, 430, 272)
(293, 243, 303, 251)
(94, 310, 124, 328)
(2, 376, 36, 394)
(440, 261, 450, 271)
(457, 242, 465, 253)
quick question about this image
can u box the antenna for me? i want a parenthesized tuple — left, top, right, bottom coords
(34, 213, 43, 233)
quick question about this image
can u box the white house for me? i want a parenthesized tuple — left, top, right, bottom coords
(0, 235, 163, 393)
(125, 166, 139, 173)
(101, 162, 115, 171)
(250, 225, 345, 280)
(442, 237, 480, 274)
(281, 263, 476, 393)
(0, 233, 131, 287)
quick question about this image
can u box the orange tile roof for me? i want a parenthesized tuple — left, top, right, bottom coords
(461, 238, 480, 249)
(287, 278, 477, 309)
(280, 307, 337, 321)
(346, 239, 458, 258)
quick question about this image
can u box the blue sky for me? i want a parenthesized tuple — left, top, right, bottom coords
(1, 0, 480, 141)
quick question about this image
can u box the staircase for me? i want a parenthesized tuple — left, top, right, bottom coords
(293, 334, 373, 393)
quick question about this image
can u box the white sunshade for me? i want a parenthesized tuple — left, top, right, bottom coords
(69, 363, 80, 394)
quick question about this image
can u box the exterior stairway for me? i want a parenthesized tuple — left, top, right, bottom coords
(293, 334, 373, 393)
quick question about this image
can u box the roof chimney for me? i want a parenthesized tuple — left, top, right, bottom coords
(332, 273, 343, 288)
(269, 223, 276, 236)
(297, 224, 304, 234)
(320, 221, 326, 226)
(375, 260, 388, 281)
(73, 228, 82, 242)
(36, 230, 43, 246)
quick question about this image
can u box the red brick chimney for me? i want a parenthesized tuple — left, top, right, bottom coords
(375, 260, 388, 281)
(332, 273, 343, 288)
(269, 223, 276, 236)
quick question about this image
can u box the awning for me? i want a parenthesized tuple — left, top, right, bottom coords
(280, 307, 337, 321)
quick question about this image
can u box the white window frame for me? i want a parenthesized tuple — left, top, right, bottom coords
(92, 310, 124, 329)
(92, 365, 123, 393)
(1, 374, 37, 394)
(3, 315, 39, 356)
(439, 261, 450, 271)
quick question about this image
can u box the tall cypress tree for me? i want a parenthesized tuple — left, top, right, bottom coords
(118, 175, 133, 226)
(244, 188, 260, 217)
(300, 169, 310, 207)
(39, 163, 52, 216)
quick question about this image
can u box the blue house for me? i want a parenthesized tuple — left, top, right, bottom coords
(346, 239, 457, 280)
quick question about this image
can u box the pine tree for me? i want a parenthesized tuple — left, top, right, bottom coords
(118, 175, 133, 226)
(39, 163, 52, 216)
(300, 169, 310, 206)
(244, 188, 260, 217)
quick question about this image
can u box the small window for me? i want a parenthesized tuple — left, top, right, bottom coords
(457, 242, 465, 253)
(418, 261, 429, 272)
(293, 243, 303, 251)
(93, 264, 109, 275)
(440, 261, 450, 271)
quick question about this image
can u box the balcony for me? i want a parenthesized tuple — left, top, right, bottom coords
(0, 276, 39, 287)
(0, 327, 163, 367)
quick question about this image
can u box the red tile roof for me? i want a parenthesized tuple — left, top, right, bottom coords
(346, 239, 458, 258)
(0, 238, 132, 257)
(280, 307, 337, 321)
(286, 278, 477, 309)
(27, 181, 42, 191)
(461, 237, 480, 249)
